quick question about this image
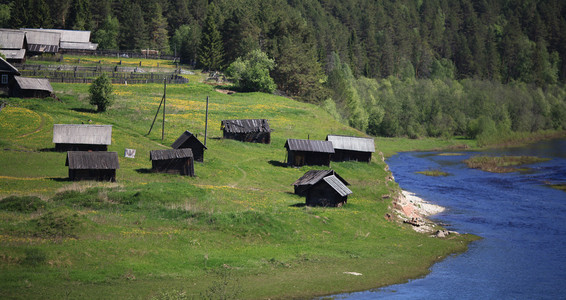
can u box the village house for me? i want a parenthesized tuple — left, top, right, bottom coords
(292, 169, 350, 196)
(21, 29, 60, 54)
(0, 29, 27, 64)
(11, 76, 54, 98)
(221, 119, 271, 144)
(53, 124, 112, 152)
(171, 130, 207, 162)
(150, 148, 195, 176)
(22, 29, 97, 53)
(326, 135, 375, 163)
(66, 151, 119, 182)
(284, 138, 334, 167)
(0, 57, 20, 93)
(304, 174, 352, 207)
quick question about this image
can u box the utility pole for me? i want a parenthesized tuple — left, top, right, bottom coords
(204, 96, 209, 147)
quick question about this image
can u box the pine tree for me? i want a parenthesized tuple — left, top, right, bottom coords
(197, 3, 224, 71)
(67, 0, 91, 30)
(148, 3, 170, 53)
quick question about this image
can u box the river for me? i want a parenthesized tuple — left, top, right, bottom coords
(335, 139, 566, 299)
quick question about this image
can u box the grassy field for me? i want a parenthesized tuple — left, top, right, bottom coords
(0, 68, 477, 298)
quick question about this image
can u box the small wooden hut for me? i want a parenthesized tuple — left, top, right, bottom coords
(11, 76, 54, 98)
(221, 119, 271, 144)
(171, 130, 207, 162)
(292, 169, 349, 196)
(53, 124, 112, 152)
(0, 57, 20, 92)
(0, 29, 27, 64)
(284, 139, 334, 167)
(66, 151, 119, 182)
(305, 175, 352, 207)
(326, 135, 375, 163)
(21, 29, 60, 54)
(150, 148, 195, 176)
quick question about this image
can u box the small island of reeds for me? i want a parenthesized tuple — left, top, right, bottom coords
(464, 155, 551, 173)
(415, 169, 450, 177)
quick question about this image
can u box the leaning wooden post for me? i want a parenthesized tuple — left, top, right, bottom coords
(204, 96, 209, 147)
(162, 80, 166, 141)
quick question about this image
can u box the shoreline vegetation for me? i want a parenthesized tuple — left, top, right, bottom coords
(464, 155, 551, 173)
(416, 169, 450, 177)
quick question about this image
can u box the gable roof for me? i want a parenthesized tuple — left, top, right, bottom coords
(14, 76, 53, 93)
(293, 169, 350, 187)
(171, 130, 207, 149)
(66, 151, 119, 169)
(0, 49, 26, 60)
(285, 139, 334, 153)
(322, 175, 353, 197)
(150, 148, 193, 161)
(25, 29, 91, 43)
(221, 119, 271, 133)
(326, 135, 375, 153)
(0, 56, 20, 75)
(23, 30, 60, 46)
(53, 124, 112, 145)
(0, 29, 26, 49)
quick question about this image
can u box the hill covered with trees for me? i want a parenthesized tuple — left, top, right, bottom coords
(3, 0, 566, 140)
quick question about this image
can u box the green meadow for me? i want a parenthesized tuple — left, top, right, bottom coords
(0, 77, 476, 299)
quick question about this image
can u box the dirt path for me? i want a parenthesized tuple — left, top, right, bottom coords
(18, 111, 49, 138)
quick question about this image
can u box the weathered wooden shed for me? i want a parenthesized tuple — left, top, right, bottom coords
(171, 130, 207, 162)
(150, 148, 195, 176)
(66, 151, 119, 182)
(326, 135, 375, 163)
(305, 175, 352, 207)
(221, 119, 271, 144)
(24, 29, 98, 52)
(0, 57, 21, 91)
(0, 49, 26, 64)
(53, 124, 112, 152)
(11, 76, 54, 98)
(292, 169, 349, 196)
(0, 29, 27, 64)
(284, 139, 334, 167)
(22, 29, 60, 54)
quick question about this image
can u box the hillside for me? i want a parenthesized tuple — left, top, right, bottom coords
(0, 79, 476, 298)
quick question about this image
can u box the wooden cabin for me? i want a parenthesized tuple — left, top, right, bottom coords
(171, 130, 207, 162)
(150, 148, 195, 176)
(24, 29, 98, 53)
(53, 124, 112, 152)
(292, 169, 350, 196)
(0, 29, 27, 63)
(11, 76, 54, 98)
(66, 151, 119, 182)
(22, 29, 60, 54)
(0, 57, 21, 93)
(221, 119, 271, 144)
(284, 139, 334, 167)
(326, 135, 375, 163)
(305, 175, 352, 207)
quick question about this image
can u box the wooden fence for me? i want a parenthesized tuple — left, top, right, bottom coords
(19, 69, 188, 84)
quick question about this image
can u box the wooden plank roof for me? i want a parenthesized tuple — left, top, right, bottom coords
(171, 130, 207, 149)
(326, 135, 375, 153)
(221, 119, 271, 133)
(14, 76, 53, 93)
(0, 49, 26, 60)
(292, 169, 349, 187)
(53, 124, 112, 145)
(0, 29, 26, 49)
(285, 139, 334, 153)
(66, 151, 119, 169)
(323, 175, 352, 197)
(24, 29, 91, 43)
(0, 57, 20, 75)
(150, 148, 193, 161)
(23, 30, 60, 46)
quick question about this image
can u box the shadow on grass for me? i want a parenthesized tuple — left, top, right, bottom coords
(39, 147, 57, 152)
(71, 108, 97, 114)
(135, 168, 153, 174)
(49, 177, 72, 182)
(289, 203, 306, 207)
(268, 160, 287, 167)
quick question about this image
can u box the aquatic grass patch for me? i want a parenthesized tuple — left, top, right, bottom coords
(546, 183, 566, 192)
(415, 169, 450, 177)
(464, 155, 551, 173)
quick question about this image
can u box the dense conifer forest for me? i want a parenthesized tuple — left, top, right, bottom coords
(3, 0, 566, 140)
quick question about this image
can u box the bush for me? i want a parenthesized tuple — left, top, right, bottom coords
(0, 196, 45, 212)
(35, 210, 82, 238)
(226, 49, 276, 93)
(89, 74, 114, 112)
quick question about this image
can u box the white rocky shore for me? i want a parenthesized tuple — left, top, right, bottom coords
(393, 190, 455, 236)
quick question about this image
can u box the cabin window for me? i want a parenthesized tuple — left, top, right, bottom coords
(1, 75, 7, 84)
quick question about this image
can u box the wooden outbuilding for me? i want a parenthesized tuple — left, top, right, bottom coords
(23, 29, 98, 53)
(11, 76, 54, 98)
(0, 57, 20, 92)
(284, 139, 334, 167)
(0, 49, 26, 64)
(53, 124, 112, 152)
(221, 119, 271, 144)
(21, 29, 60, 54)
(66, 151, 119, 182)
(171, 130, 207, 162)
(326, 135, 375, 163)
(150, 148, 195, 176)
(305, 175, 352, 207)
(292, 169, 349, 196)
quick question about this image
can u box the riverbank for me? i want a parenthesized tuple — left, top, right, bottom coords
(393, 190, 446, 233)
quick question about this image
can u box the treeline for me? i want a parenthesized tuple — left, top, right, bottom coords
(3, 0, 566, 138)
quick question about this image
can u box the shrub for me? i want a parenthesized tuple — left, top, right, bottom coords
(226, 49, 276, 93)
(89, 74, 114, 112)
(0, 195, 45, 212)
(35, 210, 82, 238)
(21, 248, 47, 266)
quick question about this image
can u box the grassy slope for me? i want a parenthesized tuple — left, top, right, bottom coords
(0, 79, 476, 299)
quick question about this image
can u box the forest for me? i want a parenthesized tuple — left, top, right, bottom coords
(3, 0, 566, 140)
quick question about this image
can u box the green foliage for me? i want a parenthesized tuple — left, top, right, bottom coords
(93, 15, 119, 50)
(21, 248, 47, 266)
(226, 49, 276, 93)
(35, 209, 82, 238)
(201, 269, 242, 300)
(89, 73, 114, 112)
(171, 24, 200, 65)
(0, 4, 10, 28)
(0, 195, 45, 212)
(198, 3, 224, 71)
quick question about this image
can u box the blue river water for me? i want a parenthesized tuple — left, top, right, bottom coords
(335, 139, 566, 299)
